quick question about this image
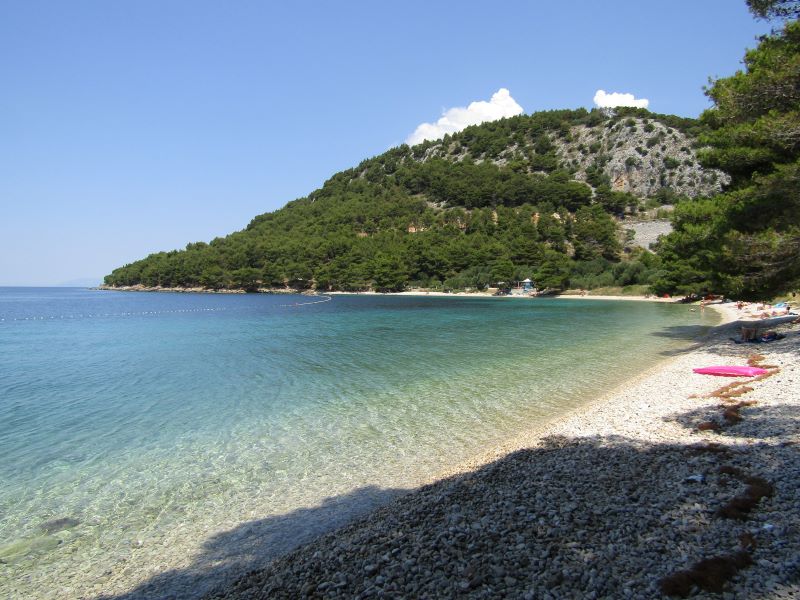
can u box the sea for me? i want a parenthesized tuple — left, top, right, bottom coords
(0, 288, 714, 598)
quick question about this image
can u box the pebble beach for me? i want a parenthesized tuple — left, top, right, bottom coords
(211, 304, 800, 599)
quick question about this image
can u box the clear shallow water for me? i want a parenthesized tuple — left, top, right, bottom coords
(0, 288, 713, 598)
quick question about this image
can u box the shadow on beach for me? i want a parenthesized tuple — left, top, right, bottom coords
(672, 400, 800, 441)
(651, 318, 800, 358)
(650, 323, 714, 356)
(95, 486, 405, 600)
(98, 422, 799, 599)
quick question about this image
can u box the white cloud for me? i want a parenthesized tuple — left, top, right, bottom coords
(593, 89, 649, 109)
(405, 88, 524, 146)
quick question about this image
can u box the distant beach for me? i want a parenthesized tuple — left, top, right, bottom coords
(99, 284, 677, 303)
(330, 289, 677, 302)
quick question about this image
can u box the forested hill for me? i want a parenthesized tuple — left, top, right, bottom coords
(104, 107, 728, 293)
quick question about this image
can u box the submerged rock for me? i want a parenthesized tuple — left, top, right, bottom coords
(40, 517, 80, 534)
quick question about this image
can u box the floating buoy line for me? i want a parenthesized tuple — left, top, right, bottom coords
(280, 295, 333, 308)
(0, 307, 226, 323)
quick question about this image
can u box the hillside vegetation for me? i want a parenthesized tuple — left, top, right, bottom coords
(654, 13, 800, 299)
(104, 2, 800, 299)
(104, 108, 723, 293)
(106, 0, 800, 299)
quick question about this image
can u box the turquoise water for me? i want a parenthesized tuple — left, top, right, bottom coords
(0, 288, 712, 598)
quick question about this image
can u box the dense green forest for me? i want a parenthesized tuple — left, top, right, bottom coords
(653, 2, 800, 299)
(105, 2, 799, 298)
(104, 107, 694, 293)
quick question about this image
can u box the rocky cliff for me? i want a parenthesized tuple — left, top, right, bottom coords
(553, 118, 729, 198)
(398, 110, 728, 202)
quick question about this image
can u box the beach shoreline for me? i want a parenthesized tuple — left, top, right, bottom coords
(329, 290, 681, 303)
(214, 302, 800, 599)
(421, 303, 735, 481)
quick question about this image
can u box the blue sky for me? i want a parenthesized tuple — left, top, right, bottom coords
(0, 1, 774, 285)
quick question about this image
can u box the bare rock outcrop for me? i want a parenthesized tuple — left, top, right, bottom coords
(553, 118, 730, 198)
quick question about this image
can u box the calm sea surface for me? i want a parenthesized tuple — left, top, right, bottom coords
(0, 288, 713, 598)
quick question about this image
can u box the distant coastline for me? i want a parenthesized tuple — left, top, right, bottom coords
(97, 284, 279, 294)
(97, 284, 679, 303)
